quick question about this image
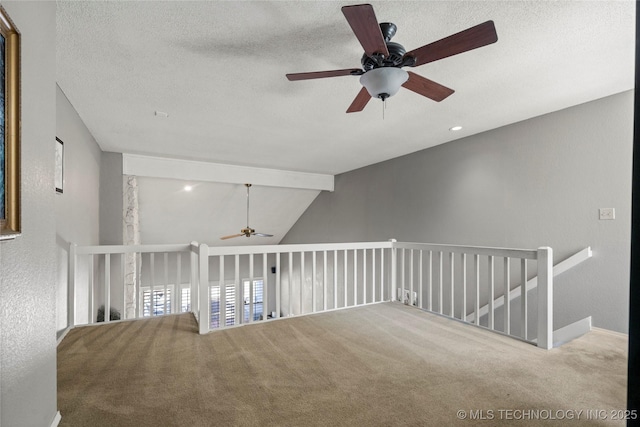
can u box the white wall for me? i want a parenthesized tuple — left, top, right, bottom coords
(283, 91, 633, 334)
(55, 85, 102, 335)
(0, 2, 58, 425)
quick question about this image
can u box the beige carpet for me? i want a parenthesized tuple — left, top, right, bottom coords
(57, 303, 627, 426)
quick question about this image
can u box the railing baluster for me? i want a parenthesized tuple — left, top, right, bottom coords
(450, 252, 455, 317)
(105, 254, 111, 323)
(488, 255, 495, 330)
(438, 251, 443, 314)
(400, 248, 406, 303)
(249, 254, 254, 323)
(521, 258, 527, 339)
(235, 254, 240, 324)
(428, 251, 433, 311)
(88, 255, 94, 323)
(504, 257, 510, 334)
(300, 251, 305, 315)
(323, 251, 328, 311)
(121, 253, 125, 320)
(380, 248, 384, 301)
(409, 249, 414, 306)
(312, 251, 317, 313)
(176, 252, 181, 313)
(163, 252, 169, 316)
(343, 250, 348, 307)
(220, 255, 225, 328)
(354, 249, 358, 306)
(149, 253, 155, 317)
(136, 253, 142, 319)
(262, 253, 268, 321)
(68, 244, 77, 327)
(333, 251, 338, 309)
(288, 252, 293, 316)
(390, 245, 397, 302)
(461, 253, 467, 322)
(372, 249, 376, 302)
(362, 249, 367, 304)
(275, 253, 281, 318)
(418, 250, 423, 309)
(474, 254, 480, 325)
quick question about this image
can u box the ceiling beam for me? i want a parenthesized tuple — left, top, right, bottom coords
(122, 154, 334, 192)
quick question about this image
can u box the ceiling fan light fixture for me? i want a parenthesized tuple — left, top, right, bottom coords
(360, 67, 409, 100)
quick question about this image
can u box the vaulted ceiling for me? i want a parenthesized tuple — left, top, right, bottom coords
(56, 1, 635, 245)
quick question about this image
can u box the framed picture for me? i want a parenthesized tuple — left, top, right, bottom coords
(55, 137, 63, 193)
(0, 5, 20, 239)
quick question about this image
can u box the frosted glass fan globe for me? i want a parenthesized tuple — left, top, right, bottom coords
(360, 67, 409, 100)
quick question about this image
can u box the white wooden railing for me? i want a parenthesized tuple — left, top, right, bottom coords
(68, 240, 571, 349)
(68, 242, 199, 326)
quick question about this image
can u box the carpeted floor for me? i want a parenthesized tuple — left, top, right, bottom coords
(57, 303, 627, 426)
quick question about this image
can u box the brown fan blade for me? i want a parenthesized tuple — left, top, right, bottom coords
(346, 87, 372, 113)
(405, 21, 497, 67)
(402, 71, 454, 102)
(286, 69, 362, 81)
(342, 4, 389, 58)
(220, 233, 244, 240)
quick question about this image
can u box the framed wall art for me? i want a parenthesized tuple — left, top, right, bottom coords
(0, 5, 20, 239)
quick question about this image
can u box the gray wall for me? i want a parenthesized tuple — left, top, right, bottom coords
(0, 2, 58, 425)
(283, 91, 633, 334)
(55, 85, 102, 334)
(100, 152, 123, 245)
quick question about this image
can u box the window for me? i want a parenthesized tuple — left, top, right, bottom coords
(210, 284, 236, 329)
(142, 286, 172, 317)
(181, 287, 191, 313)
(243, 279, 263, 322)
(210, 279, 264, 329)
(141, 284, 191, 317)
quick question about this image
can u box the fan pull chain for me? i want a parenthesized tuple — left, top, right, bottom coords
(382, 98, 386, 120)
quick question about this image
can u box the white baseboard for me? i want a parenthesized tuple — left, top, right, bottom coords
(56, 327, 73, 346)
(50, 411, 61, 427)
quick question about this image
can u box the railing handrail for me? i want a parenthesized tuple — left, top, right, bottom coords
(206, 241, 394, 256)
(74, 243, 195, 255)
(392, 241, 538, 260)
(72, 241, 536, 259)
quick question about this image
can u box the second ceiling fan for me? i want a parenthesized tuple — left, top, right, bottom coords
(286, 3, 498, 113)
(220, 184, 274, 240)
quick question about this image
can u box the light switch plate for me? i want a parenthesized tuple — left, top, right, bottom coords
(599, 208, 615, 220)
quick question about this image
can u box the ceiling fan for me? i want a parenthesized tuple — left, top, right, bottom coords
(220, 184, 274, 240)
(286, 3, 498, 113)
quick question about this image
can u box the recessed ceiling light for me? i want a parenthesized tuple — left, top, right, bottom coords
(450, 126, 463, 131)
(184, 185, 192, 192)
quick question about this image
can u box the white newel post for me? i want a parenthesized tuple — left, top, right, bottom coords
(190, 241, 199, 322)
(123, 175, 140, 319)
(198, 243, 209, 335)
(537, 247, 553, 349)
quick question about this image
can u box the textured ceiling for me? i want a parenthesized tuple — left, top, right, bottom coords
(56, 1, 635, 245)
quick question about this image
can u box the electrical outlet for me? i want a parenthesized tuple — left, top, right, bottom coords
(397, 288, 418, 305)
(599, 208, 615, 220)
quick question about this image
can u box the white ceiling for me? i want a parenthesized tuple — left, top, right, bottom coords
(56, 1, 635, 245)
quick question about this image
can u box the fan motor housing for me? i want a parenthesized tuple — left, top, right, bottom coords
(361, 23, 406, 71)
